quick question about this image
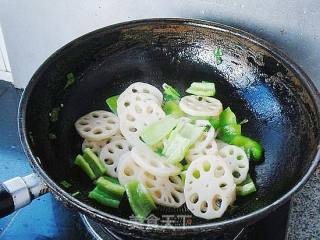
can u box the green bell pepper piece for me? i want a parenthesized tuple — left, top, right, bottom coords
(230, 135, 263, 161)
(125, 181, 156, 222)
(236, 175, 257, 196)
(162, 83, 181, 101)
(83, 148, 106, 177)
(106, 95, 119, 114)
(217, 124, 241, 143)
(88, 187, 120, 208)
(74, 154, 96, 180)
(162, 100, 185, 117)
(96, 177, 125, 199)
(219, 107, 237, 127)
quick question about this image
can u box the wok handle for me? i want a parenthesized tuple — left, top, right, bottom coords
(0, 173, 49, 218)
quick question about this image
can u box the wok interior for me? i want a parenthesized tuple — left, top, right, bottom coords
(25, 20, 319, 226)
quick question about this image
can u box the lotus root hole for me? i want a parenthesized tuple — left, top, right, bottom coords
(232, 171, 241, 178)
(79, 121, 89, 125)
(129, 127, 137, 132)
(126, 114, 135, 122)
(193, 169, 200, 179)
(200, 201, 208, 213)
(135, 105, 143, 113)
(116, 144, 123, 150)
(124, 167, 134, 176)
(202, 161, 211, 172)
(214, 166, 225, 178)
(212, 195, 222, 210)
(105, 158, 114, 165)
(154, 190, 162, 199)
(237, 155, 243, 160)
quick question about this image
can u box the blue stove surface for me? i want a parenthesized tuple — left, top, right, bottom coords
(0, 81, 89, 240)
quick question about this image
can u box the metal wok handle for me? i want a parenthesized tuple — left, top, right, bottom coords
(0, 173, 48, 217)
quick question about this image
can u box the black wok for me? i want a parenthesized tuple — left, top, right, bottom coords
(0, 19, 319, 239)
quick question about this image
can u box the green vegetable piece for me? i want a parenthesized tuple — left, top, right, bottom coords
(60, 180, 72, 188)
(155, 147, 164, 156)
(71, 191, 80, 197)
(96, 177, 125, 199)
(162, 100, 185, 117)
(163, 133, 190, 163)
(49, 107, 61, 122)
(208, 117, 220, 129)
(186, 82, 216, 96)
(218, 124, 241, 143)
(89, 187, 120, 208)
(101, 176, 120, 185)
(219, 107, 237, 127)
(230, 135, 263, 161)
(64, 72, 76, 89)
(74, 154, 96, 180)
(83, 148, 106, 177)
(163, 120, 204, 163)
(125, 181, 156, 222)
(214, 47, 223, 65)
(236, 175, 257, 196)
(162, 83, 181, 101)
(140, 116, 179, 146)
(106, 95, 119, 114)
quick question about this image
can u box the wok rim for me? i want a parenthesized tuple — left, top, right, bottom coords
(18, 18, 320, 232)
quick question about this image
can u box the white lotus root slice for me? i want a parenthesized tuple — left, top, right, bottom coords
(117, 92, 160, 117)
(184, 156, 236, 219)
(219, 145, 249, 184)
(99, 137, 132, 177)
(186, 128, 218, 162)
(120, 82, 163, 104)
(131, 145, 180, 177)
(179, 95, 223, 117)
(82, 139, 110, 155)
(117, 152, 185, 207)
(75, 111, 119, 141)
(118, 95, 165, 146)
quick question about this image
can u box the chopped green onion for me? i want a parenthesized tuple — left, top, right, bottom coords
(162, 100, 184, 117)
(64, 72, 76, 89)
(239, 119, 249, 125)
(83, 148, 106, 177)
(214, 47, 223, 65)
(89, 187, 120, 208)
(230, 135, 263, 161)
(125, 181, 156, 222)
(219, 107, 237, 127)
(140, 116, 179, 146)
(74, 154, 97, 180)
(186, 82, 216, 96)
(236, 175, 257, 196)
(96, 177, 125, 199)
(162, 83, 181, 101)
(60, 180, 72, 188)
(106, 95, 119, 114)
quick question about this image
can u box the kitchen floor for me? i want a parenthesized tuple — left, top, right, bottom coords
(0, 80, 319, 239)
